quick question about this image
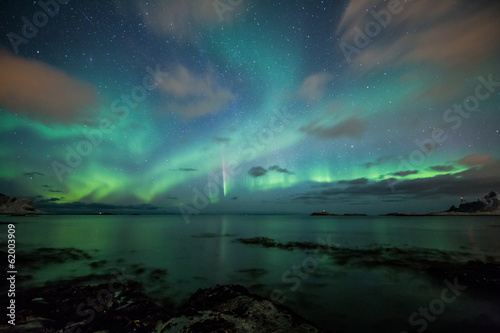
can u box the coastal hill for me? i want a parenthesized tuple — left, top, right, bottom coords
(447, 191, 499, 213)
(384, 191, 500, 216)
(0, 193, 43, 215)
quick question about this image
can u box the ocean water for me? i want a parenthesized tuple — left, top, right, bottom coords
(2, 215, 500, 332)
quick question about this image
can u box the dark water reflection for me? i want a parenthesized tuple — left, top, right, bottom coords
(3, 215, 500, 332)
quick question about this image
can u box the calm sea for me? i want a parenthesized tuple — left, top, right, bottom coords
(2, 215, 500, 332)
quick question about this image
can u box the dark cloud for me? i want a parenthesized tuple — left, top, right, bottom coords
(213, 136, 231, 143)
(248, 166, 268, 178)
(300, 117, 366, 140)
(292, 195, 330, 202)
(268, 165, 294, 174)
(24, 172, 44, 177)
(35, 197, 63, 204)
(230, 196, 238, 200)
(175, 168, 197, 172)
(430, 165, 455, 172)
(363, 156, 393, 169)
(0, 51, 97, 124)
(338, 178, 369, 185)
(392, 171, 419, 177)
(42, 185, 51, 188)
(36, 200, 160, 214)
(292, 157, 500, 205)
(49, 190, 64, 193)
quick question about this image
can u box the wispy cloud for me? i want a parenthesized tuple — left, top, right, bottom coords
(430, 165, 455, 172)
(158, 65, 235, 118)
(457, 154, 493, 167)
(337, 0, 500, 69)
(391, 170, 418, 177)
(0, 51, 97, 124)
(363, 156, 393, 169)
(137, 0, 245, 41)
(213, 136, 231, 143)
(300, 117, 366, 140)
(268, 165, 294, 175)
(298, 72, 332, 102)
(24, 172, 44, 177)
(172, 168, 197, 172)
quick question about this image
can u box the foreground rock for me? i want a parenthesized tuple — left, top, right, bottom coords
(156, 284, 324, 333)
(3, 281, 324, 332)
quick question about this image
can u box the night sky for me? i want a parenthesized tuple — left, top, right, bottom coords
(1, 0, 499, 215)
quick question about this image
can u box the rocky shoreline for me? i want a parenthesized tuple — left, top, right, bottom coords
(1, 279, 325, 333)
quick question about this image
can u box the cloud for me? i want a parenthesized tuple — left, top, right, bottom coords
(363, 156, 393, 168)
(457, 154, 493, 167)
(176, 168, 197, 172)
(268, 165, 294, 175)
(36, 200, 160, 214)
(337, 1, 500, 70)
(24, 172, 44, 177)
(230, 196, 238, 200)
(248, 165, 295, 178)
(298, 72, 332, 101)
(300, 117, 366, 140)
(213, 136, 231, 143)
(293, 156, 500, 205)
(248, 166, 268, 178)
(136, 0, 246, 41)
(0, 51, 97, 124)
(392, 171, 418, 177)
(339, 178, 369, 185)
(159, 65, 236, 118)
(430, 165, 455, 172)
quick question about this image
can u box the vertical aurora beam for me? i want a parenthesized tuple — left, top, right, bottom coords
(222, 152, 227, 197)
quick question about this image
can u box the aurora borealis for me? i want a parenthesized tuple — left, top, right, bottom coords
(0, 0, 499, 215)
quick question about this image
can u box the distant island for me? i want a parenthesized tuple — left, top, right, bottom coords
(311, 211, 366, 216)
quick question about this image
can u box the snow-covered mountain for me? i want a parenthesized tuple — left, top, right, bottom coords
(0, 193, 43, 214)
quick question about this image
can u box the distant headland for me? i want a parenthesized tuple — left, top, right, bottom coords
(384, 191, 500, 216)
(312, 191, 500, 216)
(0, 193, 43, 215)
